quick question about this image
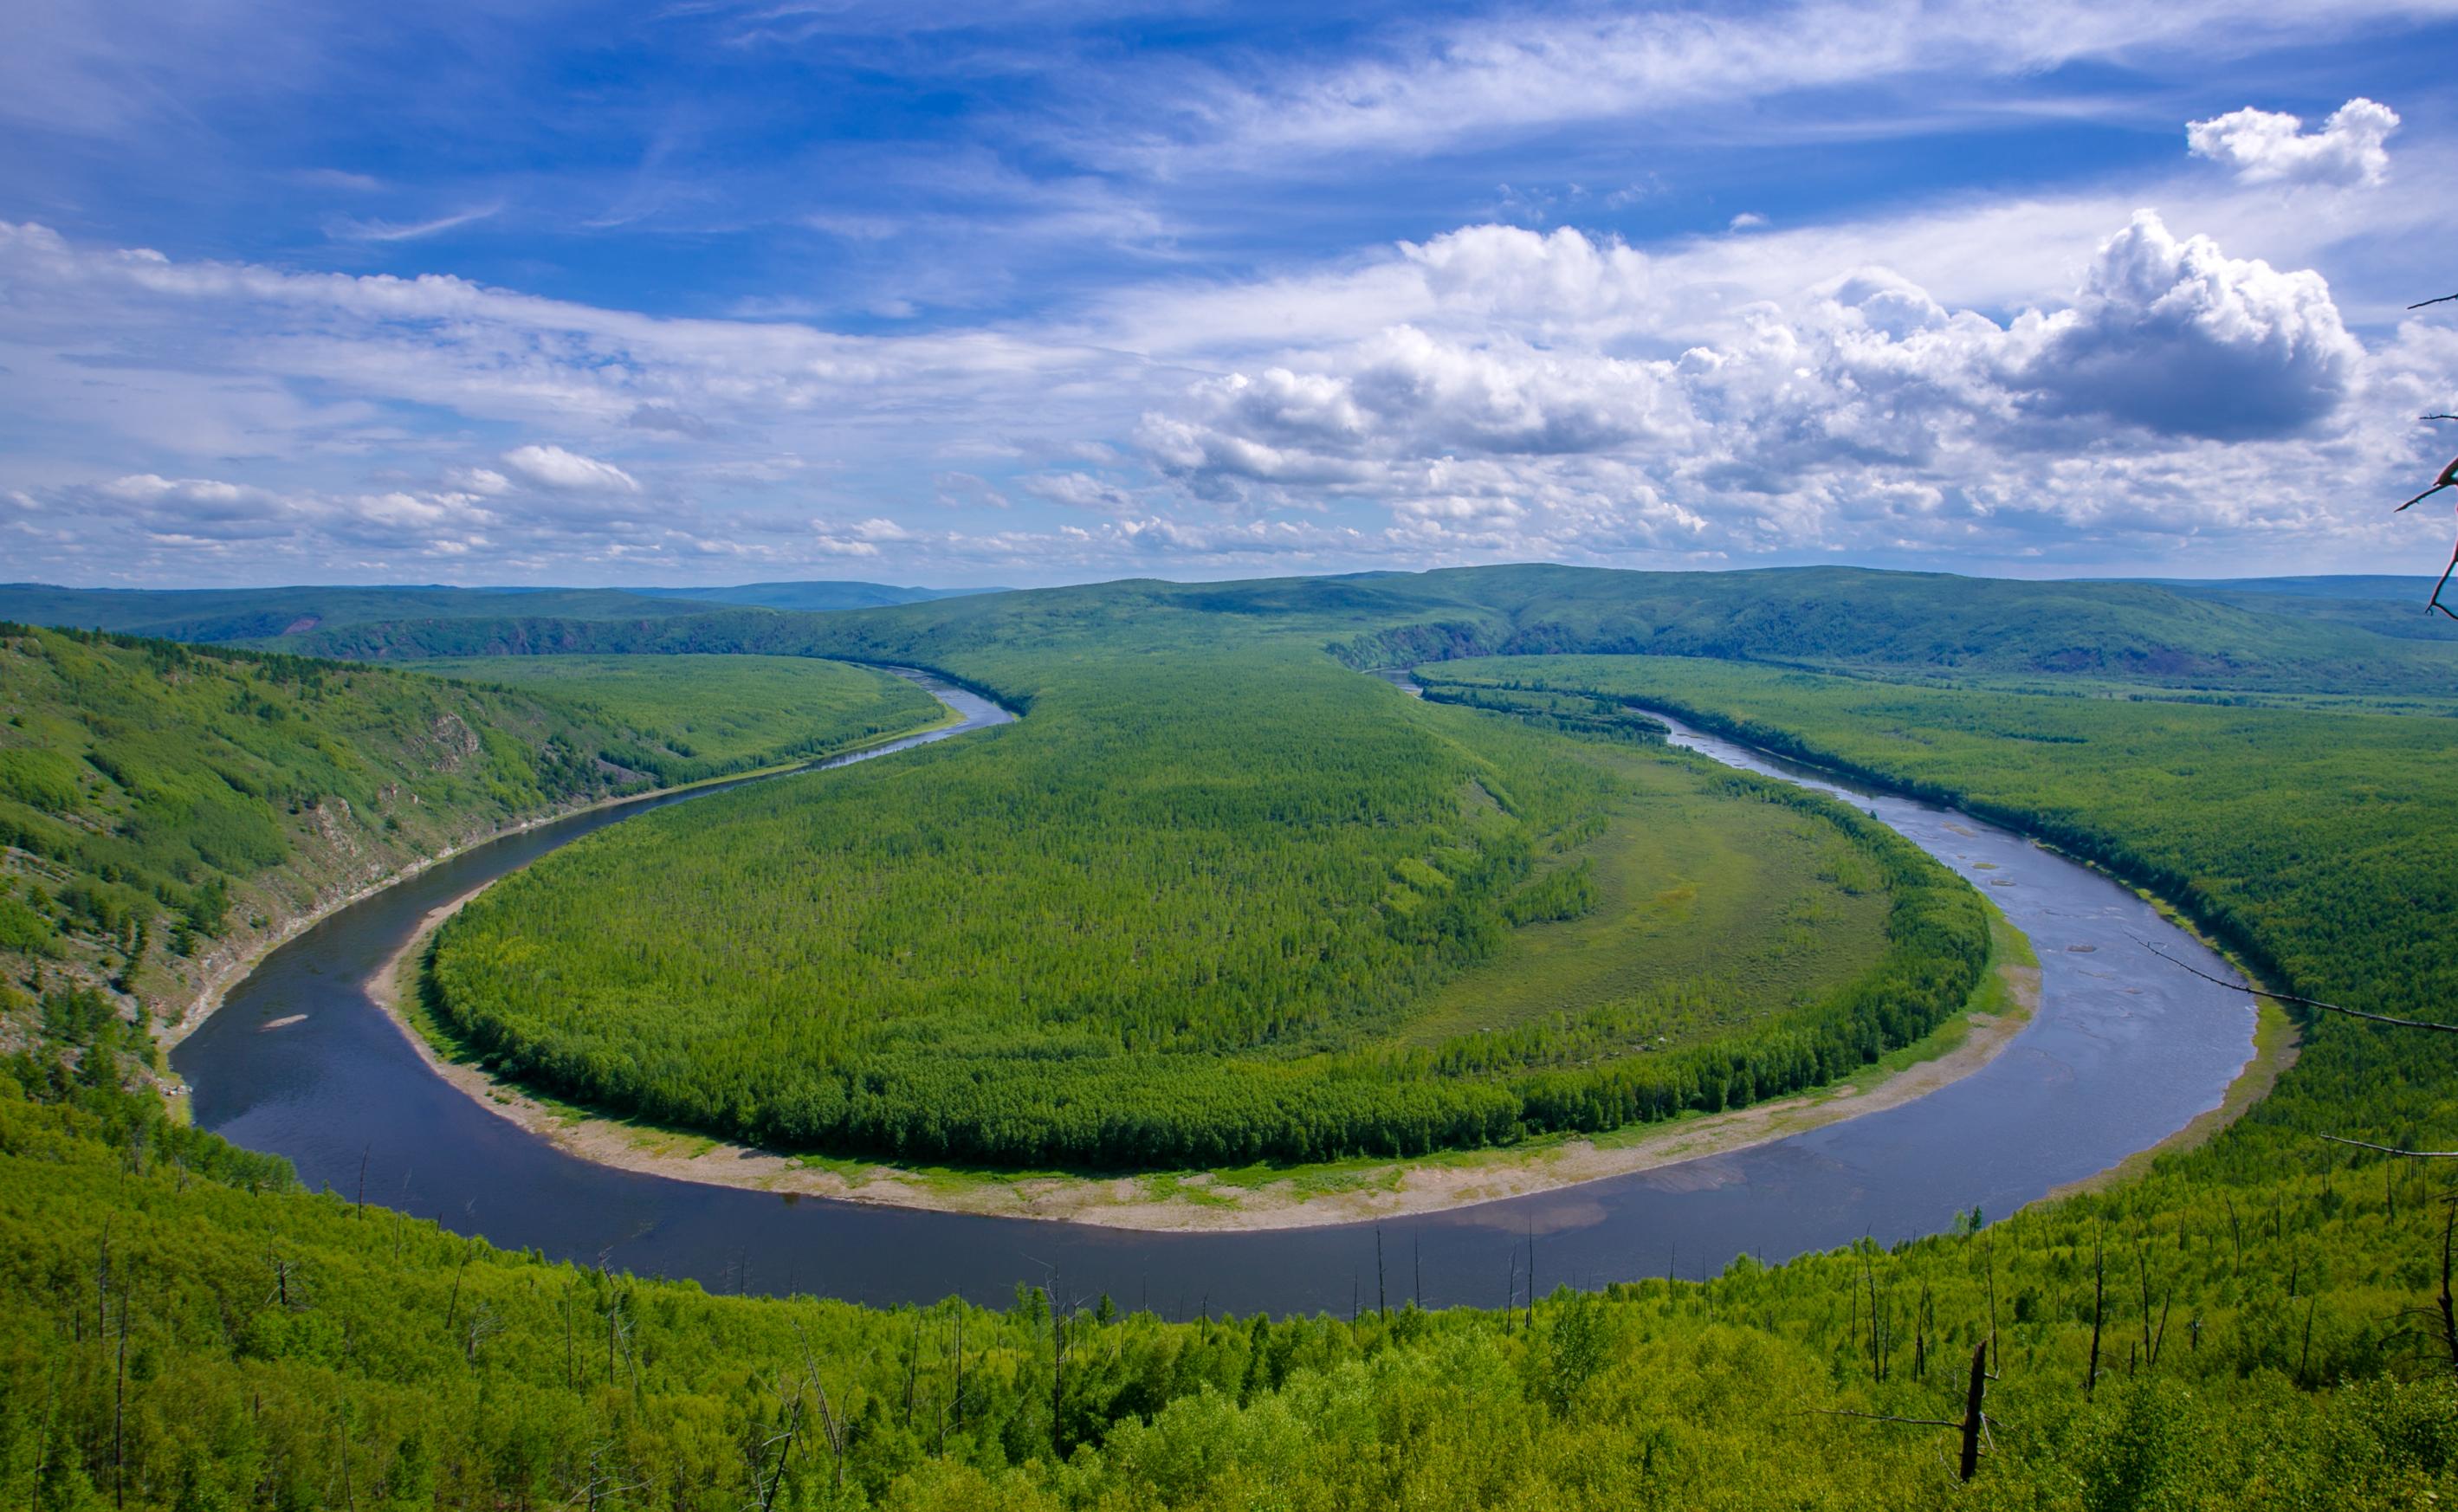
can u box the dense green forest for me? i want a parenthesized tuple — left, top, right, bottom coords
(0, 584, 738, 647)
(0, 627, 943, 1041)
(4, 938, 2455, 1508)
(0, 578, 988, 647)
(1417, 652, 2458, 1155)
(428, 643, 1985, 1166)
(417, 656, 948, 783)
(4, 569, 2458, 1506)
(240, 565, 2458, 696)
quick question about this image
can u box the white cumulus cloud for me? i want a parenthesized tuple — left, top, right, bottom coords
(2008, 210, 2360, 439)
(2187, 98, 2399, 186)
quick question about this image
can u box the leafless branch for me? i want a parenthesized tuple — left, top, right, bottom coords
(2412, 293, 2458, 309)
(2133, 938, 2458, 1033)
(2321, 1136, 2458, 1160)
(2429, 539, 2458, 623)
(1802, 1410, 1963, 1429)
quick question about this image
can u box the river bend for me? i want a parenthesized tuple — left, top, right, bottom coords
(174, 675, 2257, 1314)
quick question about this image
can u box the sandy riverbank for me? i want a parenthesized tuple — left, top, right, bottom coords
(365, 896, 2044, 1232)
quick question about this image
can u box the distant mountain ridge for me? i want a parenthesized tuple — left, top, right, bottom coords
(0, 579, 995, 643)
(621, 580, 1001, 611)
(8, 566, 2452, 693)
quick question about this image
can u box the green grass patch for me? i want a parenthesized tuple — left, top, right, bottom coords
(1394, 741, 1891, 1054)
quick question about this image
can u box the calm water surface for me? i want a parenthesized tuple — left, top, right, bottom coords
(175, 674, 2255, 1315)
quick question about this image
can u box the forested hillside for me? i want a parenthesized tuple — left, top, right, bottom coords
(418, 655, 947, 783)
(3, 572, 2458, 1507)
(0, 584, 732, 646)
(0, 578, 992, 648)
(428, 643, 1987, 1166)
(0, 628, 942, 1054)
(3, 890, 2454, 1508)
(231, 565, 2458, 696)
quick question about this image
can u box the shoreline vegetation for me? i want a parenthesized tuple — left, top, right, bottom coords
(309, 651, 2261, 1234)
(159, 682, 963, 1060)
(372, 897, 2045, 1230)
(418, 649, 1996, 1172)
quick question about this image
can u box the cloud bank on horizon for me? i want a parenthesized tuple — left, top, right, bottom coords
(3, 0, 2455, 588)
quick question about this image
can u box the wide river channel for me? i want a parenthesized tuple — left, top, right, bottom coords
(174, 669, 2257, 1316)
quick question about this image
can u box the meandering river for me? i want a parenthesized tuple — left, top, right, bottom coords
(174, 670, 2256, 1315)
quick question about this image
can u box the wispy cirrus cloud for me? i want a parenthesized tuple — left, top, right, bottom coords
(501, 443, 640, 493)
(327, 204, 504, 243)
(1099, 1, 2458, 171)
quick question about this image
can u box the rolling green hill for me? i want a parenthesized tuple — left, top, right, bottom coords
(237, 565, 2458, 695)
(0, 583, 731, 647)
(624, 579, 999, 611)
(0, 629, 944, 1050)
(0, 578, 995, 648)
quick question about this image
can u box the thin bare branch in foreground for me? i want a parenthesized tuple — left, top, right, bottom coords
(2320, 1136, 2458, 1160)
(2429, 536, 2458, 623)
(2132, 939, 2458, 1033)
(2397, 458, 2458, 511)
(1804, 1410, 1961, 1429)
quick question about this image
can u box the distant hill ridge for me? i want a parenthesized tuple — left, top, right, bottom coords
(101, 565, 2449, 696)
(5, 565, 2450, 691)
(0, 578, 996, 644)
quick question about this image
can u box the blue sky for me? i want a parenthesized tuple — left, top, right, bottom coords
(5, 1, 2457, 588)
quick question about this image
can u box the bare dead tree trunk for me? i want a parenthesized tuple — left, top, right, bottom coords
(2086, 1228, 2105, 1397)
(1913, 1284, 1931, 1383)
(903, 1312, 920, 1428)
(2436, 1203, 2458, 1380)
(2136, 1241, 2157, 1370)
(753, 1379, 801, 1512)
(113, 1283, 128, 1512)
(1861, 1247, 1884, 1383)
(1984, 1231, 2001, 1375)
(1051, 1291, 1071, 1464)
(333, 1418, 354, 1512)
(792, 1321, 847, 1492)
(952, 1306, 966, 1431)
(1958, 1341, 1988, 1483)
